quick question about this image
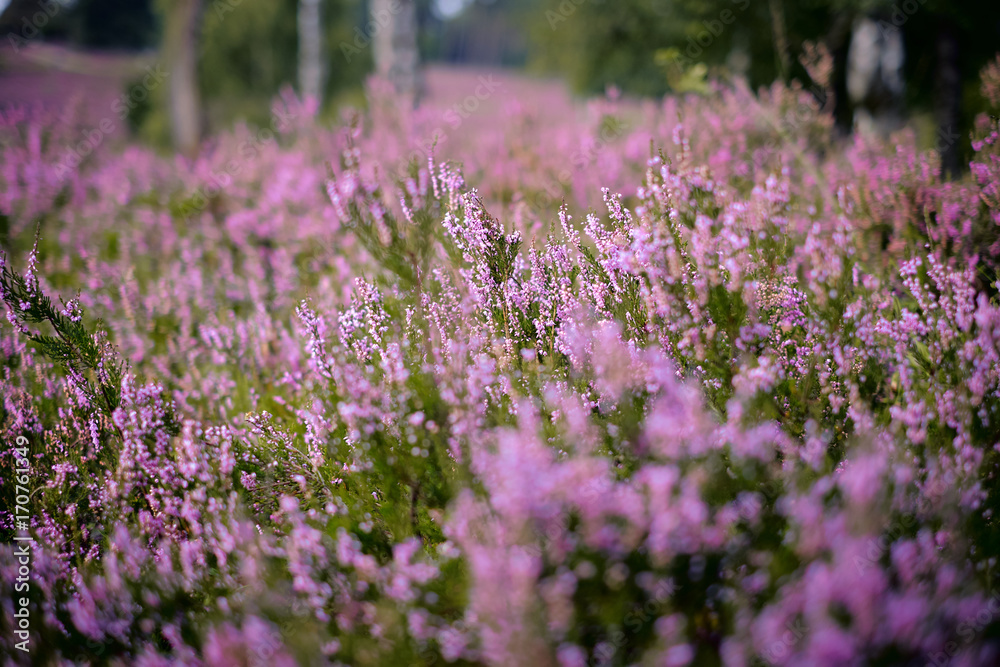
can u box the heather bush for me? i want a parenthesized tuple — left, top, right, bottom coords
(2, 60, 1000, 666)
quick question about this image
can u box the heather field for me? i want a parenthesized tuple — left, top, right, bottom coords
(3, 48, 1000, 667)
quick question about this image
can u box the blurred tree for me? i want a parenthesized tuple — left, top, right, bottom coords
(158, 0, 202, 155)
(425, 0, 531, 66)
(890, 0, 1000, 174)
(195, 0, 299, 129)
(527, 0, 999, 171)
(373, 0, 422, 100)
(136, 0, 370, 146)
(299, 0, 326, 102)
(1, 0, 73, 45)
(529, 0, 778, 97)
(845, 15, 906, 135)
(824, 0, 1000, 172)
(195, 0, 369, 129)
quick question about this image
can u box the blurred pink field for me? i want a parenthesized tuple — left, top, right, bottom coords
(0, 43, 156, 139)
(0, 44, 583, 144)
(2, 41, 1000, 667)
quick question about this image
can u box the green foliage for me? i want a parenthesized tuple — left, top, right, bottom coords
(529, 0, 1000, 151)
(0, 246, 126, 423)
(136, 0, 370, 145)
(198, 0, 372, 126)
(530, 0, 788, 95)
(197, 0, 303, 129)
(330, 153, 446, 292)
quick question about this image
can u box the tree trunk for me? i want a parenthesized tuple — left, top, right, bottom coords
(768, 0, 790, 81)
(846, 16, 905, 138)
(372, 0, 421, 103)
(935, 22, 962, 178)
(298, 0, 325, 105)
(163, 0, 202, 156)
(826, 11, 855, 137)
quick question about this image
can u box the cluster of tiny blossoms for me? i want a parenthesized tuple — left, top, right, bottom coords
(1, 60, 1000, 666)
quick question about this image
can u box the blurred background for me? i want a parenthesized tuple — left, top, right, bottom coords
(1, 0, 998, 172)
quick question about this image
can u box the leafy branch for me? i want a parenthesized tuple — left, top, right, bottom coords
(1, 244, 126, 437)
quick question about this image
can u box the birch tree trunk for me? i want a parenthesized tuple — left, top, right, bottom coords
(372, 0, 421, 103)
(162, 0, 202, 156)
(298, 0, 325, 104)
(846, 17, 905, 137)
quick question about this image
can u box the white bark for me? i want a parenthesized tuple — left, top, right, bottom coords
(298, 0, 325, 104)
(847, 17, 905, 137)
(372, 0, 421, 102)
(164, 0, 202, 155)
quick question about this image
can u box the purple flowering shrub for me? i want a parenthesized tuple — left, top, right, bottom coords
(2, 58, 1000, 666)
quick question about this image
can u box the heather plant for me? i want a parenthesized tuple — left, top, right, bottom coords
(0, 102, 89, 243)
(1, 61, 1000, 666)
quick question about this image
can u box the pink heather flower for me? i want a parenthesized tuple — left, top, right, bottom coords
(240, 471, 257, 491)
(556, 644, 587, 667)
(2, 61, 1000, 667)
(7, 308, 29, 335)
(664, 644, 695, 666)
